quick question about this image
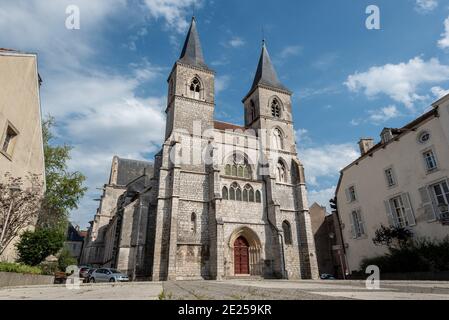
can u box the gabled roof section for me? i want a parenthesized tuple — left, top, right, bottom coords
(246, 42, 290, 97)
(178, 17, 210, 70)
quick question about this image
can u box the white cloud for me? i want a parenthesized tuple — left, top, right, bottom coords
(0, 1, 167, 227)
(415, 0, 438, 13)
(345, 57, 449, 109)
(215, 75, 231, 94)
(295, 128, 311, 145)
(143, 0, 203, 33)
(368, 105, 400, 124)
(228, 37, 245, 48)
(308, 187, 335, 211)
(278, 45, 302, 59)
(431, 86, 449, 99)
(438, 17, 449, 49)
(0, 0, 126, 69)
(299, 144, 359, 186)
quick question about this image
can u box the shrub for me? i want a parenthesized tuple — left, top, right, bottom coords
(16, 228, 65, 266)
(57, 248, 77, 272)
(0, 262, 42, 275)
(360, 236, 449, 273)
(372, 225, 413, 248)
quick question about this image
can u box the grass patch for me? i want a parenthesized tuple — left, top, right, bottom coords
(0, 262, 43, 275)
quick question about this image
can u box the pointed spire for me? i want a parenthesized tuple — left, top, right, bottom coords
(248, 41, 289, 94)
(178, 17, 209, 70)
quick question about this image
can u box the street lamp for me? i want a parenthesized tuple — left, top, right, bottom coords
(0, 185, 21, 252)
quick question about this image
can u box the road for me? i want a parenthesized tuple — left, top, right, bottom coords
(1, 280, 449, 300)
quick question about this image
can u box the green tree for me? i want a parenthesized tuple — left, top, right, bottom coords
(38, 116, 87, 232)
(16, 229, 65, 266)
(57, 247, 78, 271)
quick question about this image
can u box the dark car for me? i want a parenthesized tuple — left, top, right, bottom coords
(79, 267, 91, 279)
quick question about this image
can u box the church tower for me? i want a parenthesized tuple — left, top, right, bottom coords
(165, 17, 215, 139)
(243, 41, 296, 154)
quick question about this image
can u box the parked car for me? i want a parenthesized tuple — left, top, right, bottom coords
(320, 273, 336, 280)
(88, 268, 129, 283)
(79, 267, 91, 279)
(85, 268, 96, 283)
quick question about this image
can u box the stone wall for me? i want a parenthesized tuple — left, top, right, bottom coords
(0, 272, 54, 288)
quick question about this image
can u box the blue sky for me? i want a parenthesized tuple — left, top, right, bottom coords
(1, 0, 449, 227)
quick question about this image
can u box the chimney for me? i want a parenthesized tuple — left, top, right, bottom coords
(358, 138, 374, 155)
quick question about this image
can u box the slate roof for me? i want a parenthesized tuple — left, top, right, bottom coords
(248, 42, 290, 95)
(178, 17, 210, 70)
(115, 157, 154, 186)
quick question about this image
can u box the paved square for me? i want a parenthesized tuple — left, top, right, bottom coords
(1, 280, 449, 300)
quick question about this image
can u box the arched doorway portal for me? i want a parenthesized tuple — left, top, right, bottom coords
(229, 227, 262, 276)
(234, 236, 249, 275)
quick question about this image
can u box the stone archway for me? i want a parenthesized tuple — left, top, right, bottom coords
(229, 227, 262, 276)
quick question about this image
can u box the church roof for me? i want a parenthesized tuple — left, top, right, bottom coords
(112, 157, 154, 186)
(178, 17, 210, 70)
(247, 42, 290, 97)
(214, 120, 245, 131)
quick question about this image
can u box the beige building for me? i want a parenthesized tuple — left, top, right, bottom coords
(336, 94, 449, 273)
(0, 49, 46, 261)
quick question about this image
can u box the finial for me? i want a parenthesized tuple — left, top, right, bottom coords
(262, 26, 266, 47)
(192, 2, 196, 20)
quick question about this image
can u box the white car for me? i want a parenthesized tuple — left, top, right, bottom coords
(89, 268, 129, 283)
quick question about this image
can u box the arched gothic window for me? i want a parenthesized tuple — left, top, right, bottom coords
(277, 160, 287, 183)
(243, 188, 248, 202)
(232, 165, 238, 176)
(249, 100, 256, 122)
(236, 187, 242, 201)
(190, 77, 201, 99)
(272, 128, 284, 150)
(282, 221, 292, 245)
(271, 98, 281, 118)
(191, 212, 197, 234)
(230, 182, 240, 201)
(255, 190, 261, 203)
(222, 186, 228, 200)
(225, 164, 231, 176)
(243, 185, 255, 202)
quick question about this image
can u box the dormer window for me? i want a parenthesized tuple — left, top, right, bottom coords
(271, 99, 281, 118)
(190, 77, 201, 99)
(381, 128, 394, 144)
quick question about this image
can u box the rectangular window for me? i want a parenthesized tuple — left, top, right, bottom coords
(389, 196, 408, 228)
(385, 168, 396, 187)
(350, 210, 365, 239)
(430, 181, 449, 218)
(386, 193, 416, 227)
(1, 124, 18, 157)
(346, 186, 357, 202)
(423, 150, 438, 172)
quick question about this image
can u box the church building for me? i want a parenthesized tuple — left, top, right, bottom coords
(81, 17, 319, 280)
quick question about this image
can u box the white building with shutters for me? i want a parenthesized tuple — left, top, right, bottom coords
(335, 93, 449, 273)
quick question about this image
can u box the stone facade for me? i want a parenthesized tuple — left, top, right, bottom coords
(81, 18, 319, 280)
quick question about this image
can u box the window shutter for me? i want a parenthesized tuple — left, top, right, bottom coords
(357, 209, 365, 235)
(401, 193, 416, 226)
(418, 186, 436, 221)
(349, 213, 357, 239)
(384, 200, 397, 227)
(345, 188, 351, 203)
